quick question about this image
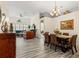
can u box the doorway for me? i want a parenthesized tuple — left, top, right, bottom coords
(40, 20, 44, 33)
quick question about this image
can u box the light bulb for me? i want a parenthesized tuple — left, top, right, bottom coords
(54, 11, 56, 13)
(56, 13, 59, 16)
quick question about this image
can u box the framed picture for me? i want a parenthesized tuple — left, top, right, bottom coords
(60, 19, 74, 30)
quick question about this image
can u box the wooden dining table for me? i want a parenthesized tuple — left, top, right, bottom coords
(56, 34, 72, 52)
(56, 34, 72, 39)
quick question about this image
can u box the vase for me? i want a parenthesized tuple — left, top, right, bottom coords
(1, 22, 8, 32)
(10, 23, 13, 32)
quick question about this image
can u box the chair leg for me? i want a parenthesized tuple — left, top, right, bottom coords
(50, 43, 52, 48)
(55, 45, 57, 52)
(44, 41, 46, 46)
(74, 45, 77, 52)
(71, 47, 74, 55)
(47, 42, 49, 46)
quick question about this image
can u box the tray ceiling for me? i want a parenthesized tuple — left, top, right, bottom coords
(0, 1, 79, 17)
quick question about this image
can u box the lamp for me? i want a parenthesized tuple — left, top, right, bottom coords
(1, 13, 6, 25)
(0, 8, 8, 32)
(50, 1, 61, 17)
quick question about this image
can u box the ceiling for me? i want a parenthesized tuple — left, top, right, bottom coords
(0, 1, 79, 17)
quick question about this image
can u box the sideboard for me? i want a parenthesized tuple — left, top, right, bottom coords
(0, 33, 16, 58)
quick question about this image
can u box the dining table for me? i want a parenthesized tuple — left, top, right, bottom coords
(56, 34, 72, 52)
(56, 34, 72, 39)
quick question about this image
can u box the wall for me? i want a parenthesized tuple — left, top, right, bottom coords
(30, 13, 41, 38)
(56, 11, 79, 36)
(9, 16, 32, 31)
(30, 13, 40, 30)
(9, 13, 40, 31)
(41, 17, 57, 33)
(43, 10, 79, 37)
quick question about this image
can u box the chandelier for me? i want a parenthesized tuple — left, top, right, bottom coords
(50, 1, 61, 17)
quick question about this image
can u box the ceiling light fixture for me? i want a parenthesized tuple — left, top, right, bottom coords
(50, 1, 61, 17)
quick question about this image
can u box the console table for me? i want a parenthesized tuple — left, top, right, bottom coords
(23, 31, 35, 39)
(0, 33, 16, 58)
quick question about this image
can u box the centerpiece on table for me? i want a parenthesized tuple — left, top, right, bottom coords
(54, 28, 61, 34)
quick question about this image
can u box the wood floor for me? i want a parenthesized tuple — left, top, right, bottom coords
(16, 36, 79, 58)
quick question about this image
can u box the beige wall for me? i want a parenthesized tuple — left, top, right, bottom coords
(30, 13, 40, 30)
(41, 17, 57, 33)
(43, 10, 79, 36)
(56, 10, 79, 36)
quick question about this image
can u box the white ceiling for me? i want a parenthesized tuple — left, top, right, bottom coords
(0, 1, 79, 17)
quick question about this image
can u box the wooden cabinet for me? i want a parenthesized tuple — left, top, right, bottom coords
(0, 33, 16, 58)
(23, 31, 35, 39)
